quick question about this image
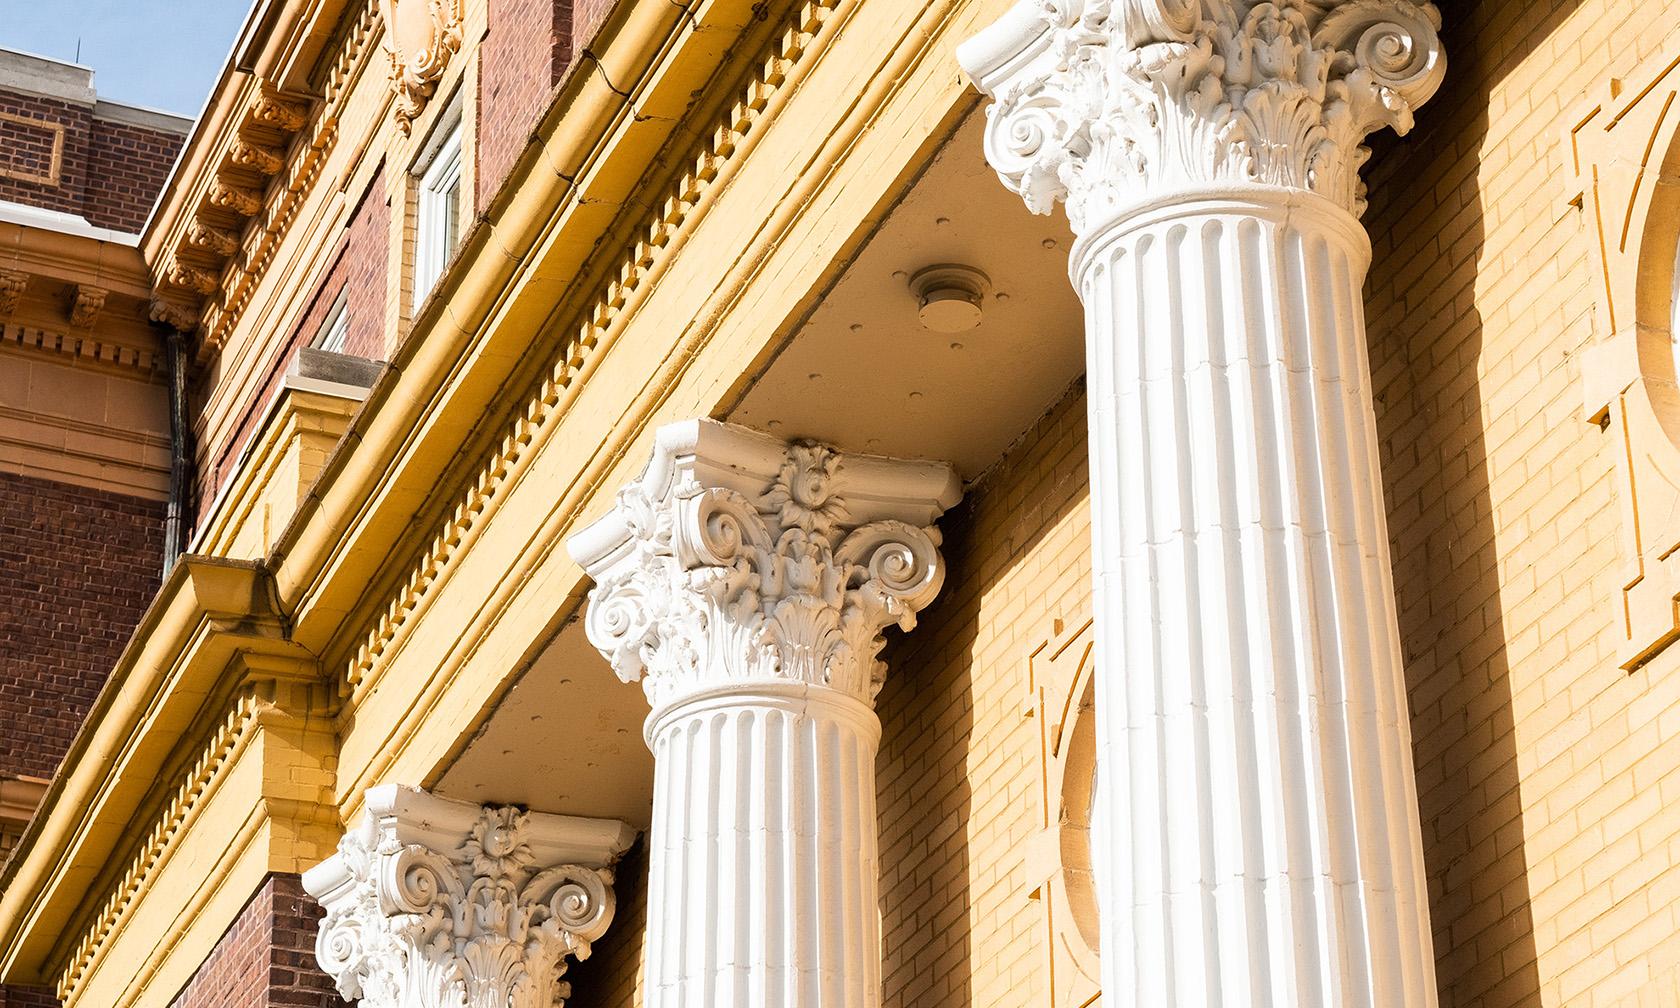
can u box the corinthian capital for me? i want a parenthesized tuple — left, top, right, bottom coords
(959, 0, 1447, 229)
(302, 786, 635, 1008)
(569, 420, 962, 714)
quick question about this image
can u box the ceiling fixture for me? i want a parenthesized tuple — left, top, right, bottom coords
(909, 263, 989, 333)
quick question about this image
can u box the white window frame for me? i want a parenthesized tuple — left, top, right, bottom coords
(313, 289, 350, 354)
(413, 115, 464, 310)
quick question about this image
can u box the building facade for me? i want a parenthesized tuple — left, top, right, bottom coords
(0, 0, 1677, 1006)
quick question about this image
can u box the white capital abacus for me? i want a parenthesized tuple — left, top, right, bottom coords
(569, 419, 960, 1008)
(962, 2, 1446, 1005)
(303, 785, 635, 1008)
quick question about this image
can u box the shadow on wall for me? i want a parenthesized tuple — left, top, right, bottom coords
(875, 383, 1091, 1008)
(1363, 1, 1585, 1004)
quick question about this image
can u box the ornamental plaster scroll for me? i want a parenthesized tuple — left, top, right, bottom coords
(568, 420, 962, 715)
(0, 270, 26, 315)
(381, 0, 463, 134)
(303, 785, 635, 1008)
(68, 285, 106, 328)
(958, 0, 1447, 231)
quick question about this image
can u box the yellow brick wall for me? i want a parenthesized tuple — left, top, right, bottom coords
(1364, 1, 1680, 1005)
(875, 383, 1091, 1007)
(571, 4, 1680, 1005)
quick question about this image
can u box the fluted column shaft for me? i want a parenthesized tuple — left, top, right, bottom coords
(1077, 190, 1435, 1006)
(961, 1, 1447, 1002)
(644, 684, 880, 1008)
(570, 419, 960, 1008)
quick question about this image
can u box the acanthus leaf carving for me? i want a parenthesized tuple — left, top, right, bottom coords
(208, 179, 264, 217)
(164, 259, 220, 296)
(249, 91, 310, 132)
(960, 0, 1447, 230)
(0, 270, 27, 314)
(230, 138, 286, 175)
(187, 219, 241, 257)
(571, 422, 959, 715)
(305, 787, 630, 1008)
(147, 296, 199, 333)
(69, 284, 106, 328)
(381, 0, 463, 134)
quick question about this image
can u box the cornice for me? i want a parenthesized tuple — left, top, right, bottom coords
(55, 690, 265, 1003)
(0, 557, 311, 988)
(144, 1, 380, 358)
(337, 0, 849, 705)
(0, 211, 152, 299)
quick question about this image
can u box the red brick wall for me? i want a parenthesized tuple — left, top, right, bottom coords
(476, 0, 619, 209)
(340, 165, 389, 361)
(199, 166, 386, 504)
(0, 984, 60, 1008)
(85, 118, 188, 232)
(0, 89, 183, 233)
(168, 874, 347, 1008)
(0, 92, 92, 220)
(0, 471, 162, 781)
(478, 0, 573, 209)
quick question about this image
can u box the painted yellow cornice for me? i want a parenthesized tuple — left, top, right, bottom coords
(0, 556, 307, 987)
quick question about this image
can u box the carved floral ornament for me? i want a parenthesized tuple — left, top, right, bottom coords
(569, 420, 961, 716)
(958, 0, 1448, 231)
(381, 0, 463, 133)
(304, 786, 633, 1008)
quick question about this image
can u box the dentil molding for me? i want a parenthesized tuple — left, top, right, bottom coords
(958, 0, 1447, 231)
(303, 785, 635, 1008)
(568, 419, 962, 716)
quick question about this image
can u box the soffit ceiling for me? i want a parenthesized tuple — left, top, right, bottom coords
(435, 110, 1084, 821)
(729, 111, 1083, 479)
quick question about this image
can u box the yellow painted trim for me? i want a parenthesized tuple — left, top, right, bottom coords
(341, 0, 847, 704)
(0, 557, 308, 985)
(196, 383, 364, 560)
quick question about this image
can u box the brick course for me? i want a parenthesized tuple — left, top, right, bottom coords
(167, 874, 347, 1008)
(0, 471, 162, 782)
(476, 0, 620, 210)
(200, 167, 387, 505)
(1363, 0, 1680, 1005)
(0, 89, 183, 233)
(0, 984, 59, 1008)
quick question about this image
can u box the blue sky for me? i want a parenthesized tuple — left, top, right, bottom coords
(0, 0, 253, 117)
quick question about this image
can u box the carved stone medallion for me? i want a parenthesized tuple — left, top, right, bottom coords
(381, 0, 463, 133)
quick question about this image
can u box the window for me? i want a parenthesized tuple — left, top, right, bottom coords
(314, 291, 350, 354)
(413, 117, 464, 309)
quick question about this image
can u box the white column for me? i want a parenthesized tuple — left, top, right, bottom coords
(568, 419, 960, 1008)
(961, 3, 1447, 1006)
(303, 785, 635, 1008)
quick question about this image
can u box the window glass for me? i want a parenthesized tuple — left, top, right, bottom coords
(314, 291, 350, 354)
(414, 122, 464, 308)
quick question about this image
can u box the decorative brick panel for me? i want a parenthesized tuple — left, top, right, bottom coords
(0, 471, 163, 782)
(168, 874, 348, 1008)
(0, 87, 183, 233)
(0, 93, 90, 219)
(1363, 2, 1680, 1005)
